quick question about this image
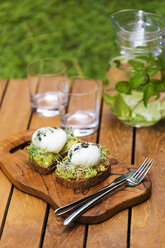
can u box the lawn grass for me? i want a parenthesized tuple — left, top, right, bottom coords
(1, 0, 165, 79)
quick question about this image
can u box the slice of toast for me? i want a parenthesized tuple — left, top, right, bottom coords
(55, 163, 111, 190)
(29, 160, 56, 175)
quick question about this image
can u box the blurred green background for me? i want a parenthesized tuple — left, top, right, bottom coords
(1, 0, 165, 79)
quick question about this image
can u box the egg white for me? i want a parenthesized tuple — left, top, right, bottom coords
(32, 127, 67, 153)
(69, 143, 101, 167)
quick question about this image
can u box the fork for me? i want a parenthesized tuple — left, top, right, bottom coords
(61, 157, 154, 225)
(55, 157, 152, 217)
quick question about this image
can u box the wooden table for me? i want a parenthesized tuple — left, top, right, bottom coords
(0, 69, 164, 248)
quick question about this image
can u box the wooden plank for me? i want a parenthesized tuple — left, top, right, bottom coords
(0, 79, 31, 138)
(0, 79, 9, 230)
(43, 209, 85, 248)
(0, 79, 46, 247)
(86, 104, 132, 248)
(30, 112, 60, 129)
(0, 171, 12, 232)
(0, 80, 8, 103)
(0, 79, 31, 233)
(130, 121, 165, 248)
(87, 213, 128, 248)
(43, 79, 100, 247)
(86, 68, 133, 247)
(0, 187, 46, 248)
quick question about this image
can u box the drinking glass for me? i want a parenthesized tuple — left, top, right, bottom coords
(58, 77, 99, 136)
(27, 58, 66, 117)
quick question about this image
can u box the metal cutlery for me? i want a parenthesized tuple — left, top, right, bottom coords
(54, 157, 154, 225)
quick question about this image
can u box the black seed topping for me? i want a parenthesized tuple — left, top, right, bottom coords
(81, 143, 89, 148)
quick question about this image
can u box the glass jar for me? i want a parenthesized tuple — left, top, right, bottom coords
(104, 10, 165, 127)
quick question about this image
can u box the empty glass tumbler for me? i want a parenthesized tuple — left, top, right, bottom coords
(27, 58, 66, 117)
(58, 77, 99, 136)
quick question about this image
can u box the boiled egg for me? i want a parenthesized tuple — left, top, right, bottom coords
(69, 142, 101, 167)
(32, 127, 67, 153)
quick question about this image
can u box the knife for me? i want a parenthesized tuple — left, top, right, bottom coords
(55, 167, 137, 216)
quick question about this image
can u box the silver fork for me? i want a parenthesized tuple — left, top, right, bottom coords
(55, 157, 152, 217)
(61, 157, 154, 225)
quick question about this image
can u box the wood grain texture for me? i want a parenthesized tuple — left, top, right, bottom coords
(0, 79, 10, 229)
(0, 79, 46, 248)
(43, 208, 85, 248)
(130, 120, 165, 248)
(86, 97, 134, 246)
(0, 130, 151, 225)
(0, 79, 32, 237)
(30, 112, 60, 129)
(87, 213, 128, 248)
(0, 167, 12, 231)
(0, 187, 46, 248)
(0, 79, 31, 139)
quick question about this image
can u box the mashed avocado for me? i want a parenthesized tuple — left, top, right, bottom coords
(56, 146, 109, 180)
(26, 144, 61, 166)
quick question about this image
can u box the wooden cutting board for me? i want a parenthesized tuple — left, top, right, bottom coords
(0, 130, 151, 224)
